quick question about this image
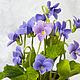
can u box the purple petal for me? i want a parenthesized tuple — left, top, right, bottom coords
(54, 8, 61, 13)
(63, 29, 71, 34)
(73, 40, 79, 50)
(7, 40, 14, 47)
(16, 28, 27, 35)
(63, 34, 68, 39)
(19, 21, 26, 28)
(43, 58, 54, 65)
(35, 54, 46, 62)
(44, 23, 54, 29)
(68, 44, 76, 52)
(13, 33, 19, 41)
(39, 67, 46, 75)
(73, 16, 77, 21)
(52, 3, 60, 8)
(35, 14, 44, 22)
(56, 21, 61, 30)
(33, 61, 42, 70)
(47, 1, 51, 9)
(33, 21, 44, 34)
(71, 51, 77, 59)
(44, 27, 52, 35)
(43, 62, 53, 72)
(8, 33, 13, 40)
(77, 48, 80, 56)
(38, 33, 46, 42)
(16, 46, 22, 53)
(61, 21, 66, 30)
(53, 23, 56, 34)
(16, 50, 22, 58)
(13, 51, 18, 57)
(53, 12, 58, 20)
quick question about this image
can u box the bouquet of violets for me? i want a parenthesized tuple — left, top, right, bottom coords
(1, 1, 80, 80)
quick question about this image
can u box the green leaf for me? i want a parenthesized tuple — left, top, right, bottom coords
(23, 47, 36, 68)
(26, 66, 39, 80)
(0, 72, 6, 80)
(57, 60, 70, 80)
(3, 65, 24, 78)
(46, 42, 64, 60)
(69, 61, 80, 77)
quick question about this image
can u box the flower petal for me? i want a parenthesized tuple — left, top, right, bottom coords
(68, 44, 76, 52)
(7, 40, 14, 47)
(43, 58, 54, 65)
(16, 46, 22, 53)
(55, 21, 61, 30)
(54, 8, 61, 13)
(53, 23, 56, 34)
(61, 21, 66, 30)
(13, 33, 19, 41)
(53, 12, 58, 20)
(47, 1, 51, 9)
(35, 54, 46, 62)
(63, 29, 71, 34)
(33, 61, 42, 70)
(35, 14, 44, 22)
(63, 34, 68, 39)
(39, 67, 46, 75)
(16, 28, 27, 35)
(43, 62, 53, 72)
(73, 40, 79, 50)
(13, 51, 17, 57)
(71, 51, 77, 59)
(44, 23, 54, 29)
(52, 3, 60, 8)
(77, 48, 80, 56)
(8, 33, 13, 40)
(44, 27, 52, 35)
(38, 33, 46, 42)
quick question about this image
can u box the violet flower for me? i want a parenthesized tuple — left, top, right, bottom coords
(7, 33, 20, 47)
(35, 14, 50, 22)
(68, 40, 80, 59)
(16, 17, 35, 35)
(33, 54, 54, 75)
(47, 1, 61, 19)
(33, 20, 54, 42)
(73, 16, 80, 28)
(13, 46, 22, 65)
(56, 21, 71, 39)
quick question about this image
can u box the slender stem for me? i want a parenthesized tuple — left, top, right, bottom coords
(50, 70, 52, 80)
(42, 5, 50, 23)
(32, 36, 33, 49)
(44, 39, 46, 55)
(23, 46, 31, 66)
(53, 71, 57, 80)
(37, 42, 41, 55)
(63, 37, 65, 59)
(20, 34, 23, 45)
(40, 73, 42, 80)
(66, 19, 72, 29)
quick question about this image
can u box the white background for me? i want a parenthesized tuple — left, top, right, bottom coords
(0, 0, 80, 80)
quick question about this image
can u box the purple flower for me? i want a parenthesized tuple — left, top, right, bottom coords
(68, 40, 80, 59)
(33, 20, 54, 42)
(55, 21, 71, 39)
(73, 16, 80, 28)
(47, 1, 61, 19)
(7, 33, 20, 47)
(16, 17, 35, 35)
(13, 46, 22, 65)
(35, 14, 50, 22)
(33, 54, 54, 75)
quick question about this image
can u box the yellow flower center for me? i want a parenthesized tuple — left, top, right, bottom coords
(41, 66, 44, 70)
(42, 31, 45, 35)
(74, 51, 78, 54)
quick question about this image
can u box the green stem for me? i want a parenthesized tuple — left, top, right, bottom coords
(42, 5, 50, 23)
(53, 71, 57, 80)
(32, 36, 33, 49)
(44, 39, 46, 55)
(63, 37, 65, 59)
(40, 73, 42, 80)
(20, 34, 23, 45)
(50, 70, 52, 80)
(37, 42, 41, 55)
(23, 46, 31, 66)
(66, 19, 72, 29)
